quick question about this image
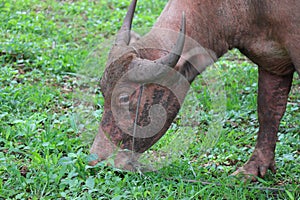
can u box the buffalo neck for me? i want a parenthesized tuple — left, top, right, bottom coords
(131, 0, 250, 70)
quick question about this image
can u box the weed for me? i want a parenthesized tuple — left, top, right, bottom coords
(0, 0, 299, 199)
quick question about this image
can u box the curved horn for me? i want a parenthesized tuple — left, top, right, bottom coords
(115, 0, 138, 46)
(155, 12, 186, 67)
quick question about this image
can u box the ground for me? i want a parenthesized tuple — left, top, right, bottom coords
(0, 0, 299, 199)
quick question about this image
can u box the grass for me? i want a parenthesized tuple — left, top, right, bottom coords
(0, 0, 299, 199)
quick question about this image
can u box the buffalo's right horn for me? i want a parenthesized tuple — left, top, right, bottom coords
(115, 0, 138, 46)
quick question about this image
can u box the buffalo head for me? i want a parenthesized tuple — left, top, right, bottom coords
(90, 0, 190, 170)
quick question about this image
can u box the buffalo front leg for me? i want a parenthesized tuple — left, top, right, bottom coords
(232, 68, 293, 181)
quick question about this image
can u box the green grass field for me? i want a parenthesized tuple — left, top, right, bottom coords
(0, 0, 299, 199)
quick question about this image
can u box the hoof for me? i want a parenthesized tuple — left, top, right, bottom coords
(231, 149, 276, 181)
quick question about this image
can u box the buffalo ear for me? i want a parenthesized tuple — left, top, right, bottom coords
(109, 53, 136, 73)
(177, 61, 200, 83)
(178, 47, 216, 83)
(100, 52, 136, 96)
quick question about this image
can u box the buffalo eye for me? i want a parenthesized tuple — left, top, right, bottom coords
(119, 94, 130, 106)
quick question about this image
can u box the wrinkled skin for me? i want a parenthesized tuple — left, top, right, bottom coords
(90, 0, 299, 180)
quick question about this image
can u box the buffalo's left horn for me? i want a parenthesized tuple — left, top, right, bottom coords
(155, 12, 186, 68)
(127, 13, 186, 83)
(115, 0, 138, 46)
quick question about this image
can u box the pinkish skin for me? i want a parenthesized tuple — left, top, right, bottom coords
(90, 0, 299, 180)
